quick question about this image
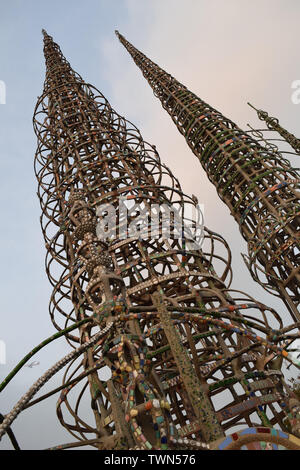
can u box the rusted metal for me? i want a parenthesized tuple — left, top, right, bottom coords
(1, 31, 298, 450)
(30, 30, 300, 450)
(116, 31, 300, 324)
(248, 102, 300, 155)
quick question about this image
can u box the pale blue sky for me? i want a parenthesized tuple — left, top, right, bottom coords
(0, 0, 299, 449)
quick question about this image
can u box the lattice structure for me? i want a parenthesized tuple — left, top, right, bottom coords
(1, 31, 300, 451)
(248, 103, 300, 155)
(116, 31, 300, 324)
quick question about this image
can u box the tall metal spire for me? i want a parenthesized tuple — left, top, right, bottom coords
(248, 102, 300, 155)
(116, 31, 300, 324)
(2, 31, 300, 451)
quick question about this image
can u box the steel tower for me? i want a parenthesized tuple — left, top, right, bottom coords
(31, 31, 300, 449)
(1, 31, 300, 451)
(116, 31, 300, 324)
(248, 103, 300, 155)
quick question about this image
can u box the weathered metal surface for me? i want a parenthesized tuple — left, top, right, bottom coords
(116, 31, 300, 324)
(25, 30, 300, 450)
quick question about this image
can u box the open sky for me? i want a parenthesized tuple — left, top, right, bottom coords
(0, 0, 299, 449)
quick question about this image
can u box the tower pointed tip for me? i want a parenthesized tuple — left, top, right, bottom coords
(115, 30, 125, 41)
(42, 29, 54, 44)
(247, 102, 258, 111)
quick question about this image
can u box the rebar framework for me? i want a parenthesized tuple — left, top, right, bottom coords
(2, 31, 299, 451)
(116, 31, 300, 324)
(248, 103, 300, 155)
